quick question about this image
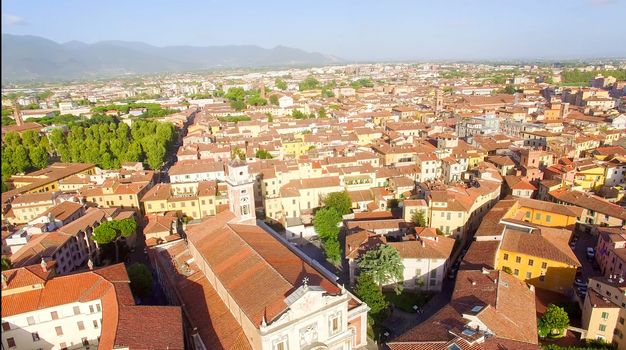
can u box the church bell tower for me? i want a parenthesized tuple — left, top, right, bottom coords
(226, 158, 256, 222)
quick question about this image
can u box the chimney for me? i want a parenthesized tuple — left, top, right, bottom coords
(471, 280, 477, 286)
(40, 258, 47, 273)
(421, 240, 426, 248)
(529, 284, 535, 292)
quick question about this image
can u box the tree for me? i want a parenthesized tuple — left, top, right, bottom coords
(127, 263, 153, 298)
(322, 191, 352, 216)
(29, 146, 49, 169)
(255, 149, 273, 159)
(313, 207, 342, 264)
(92, 219, 137, 263)
(411, 210, 426, 227)
(318, 107, 327, 118)
(539, 304, 570, 337)
(358, 245, 404, 294)
(225, 87, 246, 102)
(1, 257, 12, 271)
(275, 78, 287, 90)
(230, 100, 246, 111)
(269, 94, 279, 106)
(11, 145, 31, 174)
(313, 207, 342, 241)
(247, 95, 267, 106)
(354, 273, 389, 319)
(502, 85, 517, 94)
(299, 76, 320, 91)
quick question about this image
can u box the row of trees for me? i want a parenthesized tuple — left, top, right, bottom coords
(2, 130, 53, 181)
(1, 119, 175, 184)
(561, 69, 626, 85)
(92, 103, 179, 118)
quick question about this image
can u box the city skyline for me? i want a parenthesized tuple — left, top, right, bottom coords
(2, 0, 626, 61)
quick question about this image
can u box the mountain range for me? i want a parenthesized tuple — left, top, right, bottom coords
(1, 34, 343, 82)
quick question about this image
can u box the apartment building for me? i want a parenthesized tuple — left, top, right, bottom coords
(581, 276, 626, 348)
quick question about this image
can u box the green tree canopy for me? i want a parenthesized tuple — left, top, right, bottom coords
(411, 210, 426, 227)
(322, 191, 352, 216)
(255, 149, 273, 159)
(225, 87, 246, 101)
(358, 244, 404, 294)
(269, 94, 279, 106)
(539, 304, 570, 337)
(127, 263, 153, 298)
(299, 76, 320, 91)
(354, 273, 389, 318)
(1, 256, 12, 271)
(275, 78, 288, 90)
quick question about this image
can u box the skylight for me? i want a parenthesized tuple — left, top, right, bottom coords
(470, 305, 483, 313)
(448, 343, 462, 350)
(462, 328, 476, 336)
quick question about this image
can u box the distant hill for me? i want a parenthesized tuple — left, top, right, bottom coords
(1, 34, 343, 82)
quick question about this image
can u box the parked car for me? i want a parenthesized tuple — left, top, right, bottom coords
(587, 247, 595, 259)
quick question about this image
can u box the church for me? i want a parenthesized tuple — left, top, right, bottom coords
(152, 158, 370, 350)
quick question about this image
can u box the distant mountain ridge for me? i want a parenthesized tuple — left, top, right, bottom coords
(1, 34, 343, 82)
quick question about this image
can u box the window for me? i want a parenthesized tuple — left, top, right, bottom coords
(526, 272, 532, 279)
(274, 340, 287, 350)
(27, 316, 35, 325)
(51, 311, 59, 320)
(32, 332, 40, 341)
(89, 305, 94, 313)
(602, 312, 609, 320)
(160, 203, 165, 209)
(528, 259, 534, 266)
(620, 317, 625, 325)
(77, 321, 85, 330)
(503, 253, 509, 261)
(514, 269, 519, 276)
(535, 213, 541, 220)
(599, 324, 607, 332)
(546, 215, 551, 223)
(93, 320, 99, 329)
(73, 306, 80, 315)
(6, 338, 16, 348)
(525, 212, 531, 218)
(515, 256, 521, 263)
(96, 303, 101, 312)
(541, 262, 547, 269)
(55, 326, 63, 336)
(330, 313, 341, 335)
(147, 203, 152, 210)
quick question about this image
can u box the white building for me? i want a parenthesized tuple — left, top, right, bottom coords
(168, 160, 225, 183)
(279, 95, 294, 108)
(1, 263, 183, 350)
(612, 114, 626, 130)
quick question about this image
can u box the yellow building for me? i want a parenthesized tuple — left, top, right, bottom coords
(7, 163, 96, 195)
(496, 228, 580, 294)
(513, 197, 582, 229)
(572, 164, 606, 190)
(281, 135, 309, 157)
(141, 181, 227, 220)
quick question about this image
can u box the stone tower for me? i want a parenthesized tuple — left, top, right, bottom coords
(226, 157, 256, 222)
(435, 89, 443, 116)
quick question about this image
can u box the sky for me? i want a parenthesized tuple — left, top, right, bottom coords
(2, 0, 625, 61)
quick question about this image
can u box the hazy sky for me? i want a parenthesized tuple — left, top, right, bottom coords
(2, 0, 625, 61)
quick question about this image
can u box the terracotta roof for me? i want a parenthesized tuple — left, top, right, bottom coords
(549, 189, 626, 220)
(389, 270, 539, 349)
(186, 211, 342, 326)
(500, 228, 580, 267)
